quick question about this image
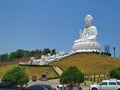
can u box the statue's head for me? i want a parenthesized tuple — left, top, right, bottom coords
(85, 15, 93, 28)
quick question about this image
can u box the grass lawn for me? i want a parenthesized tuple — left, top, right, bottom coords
(22, 65, 59, 80)
(0, 65, 59, 80)
(52, 53, 120, 75)
(1, 53, 120, 80)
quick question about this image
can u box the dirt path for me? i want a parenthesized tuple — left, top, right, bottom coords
(53, 66, 63, 76)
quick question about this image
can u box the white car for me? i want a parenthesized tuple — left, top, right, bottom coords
(57, 85, 66, 90)
(89, 79, 120, 90)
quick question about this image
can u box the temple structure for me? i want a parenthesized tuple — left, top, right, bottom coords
(72, 15, 100, 53)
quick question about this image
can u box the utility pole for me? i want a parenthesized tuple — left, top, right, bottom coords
(113, 47, 116, 58)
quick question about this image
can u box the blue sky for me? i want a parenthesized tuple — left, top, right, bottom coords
(0, 0, 120, 57)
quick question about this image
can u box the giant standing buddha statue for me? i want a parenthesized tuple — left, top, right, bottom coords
(72, 15, 100, 53)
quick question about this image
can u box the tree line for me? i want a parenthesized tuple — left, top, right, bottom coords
(92, 45, 112, 56)
(0, 48, 56, 62)
(0, 44, 113, 62)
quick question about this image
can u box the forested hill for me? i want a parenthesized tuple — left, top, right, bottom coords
(0, 48, 56, 62)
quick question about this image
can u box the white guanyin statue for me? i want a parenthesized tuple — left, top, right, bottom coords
(72, 15, 100, 53)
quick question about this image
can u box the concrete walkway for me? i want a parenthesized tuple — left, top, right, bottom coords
(53, 66, 63, 76)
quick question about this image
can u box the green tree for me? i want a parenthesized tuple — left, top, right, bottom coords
(104, 45, 111, 56)
(9, 52, 17, 60)
(2, 66, 28, 87)
(15, 49, 25, 58)
(104, 45, 110, 54)
(110, 67, 120, 79)
(9, 49, 25, 60)
(51, 49, 56, 55)
(42, 48, 51, 55)
(60, 66, 84, 89)
(34, 49, 42, 54)
(0, 53, 8, 61)
(28, 50, 35, 56)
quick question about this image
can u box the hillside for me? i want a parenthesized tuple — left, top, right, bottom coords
(51, 53, 120, 75)
(0, 54, 41, 67)
(1, 53, 120, 79)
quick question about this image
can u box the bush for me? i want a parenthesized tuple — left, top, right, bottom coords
(2, 66, 28, 86)
(60, 66, 84, 84)
(110, 67, 120, 79)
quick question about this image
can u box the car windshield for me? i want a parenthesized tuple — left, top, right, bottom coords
(117, 82, 120, 85)
(99, 82, 107, 85)
(59, 87, 66, 90)
(27, 84, 54, 90)
(42, 85, 53, 90)
(27, 85, 45, 90)
(0, 82, 12, 88)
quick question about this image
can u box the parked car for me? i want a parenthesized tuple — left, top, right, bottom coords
(89, 79, 120, 90)
(26, 84, 54, 90)
(0, 82, 12, 88)
(57, 84, 82, 90)
(0, 82, 26, 90)
(57, 85, 66, 90)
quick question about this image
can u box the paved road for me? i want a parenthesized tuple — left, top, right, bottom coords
(28, 79, 91, 90)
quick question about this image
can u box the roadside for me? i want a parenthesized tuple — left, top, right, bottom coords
(28, 79, 91, 90)
(28, 66, 92, 90)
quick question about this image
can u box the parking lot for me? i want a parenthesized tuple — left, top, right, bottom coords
(28, 79, 91, 90)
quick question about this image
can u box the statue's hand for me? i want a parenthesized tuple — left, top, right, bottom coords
(87, 35, 96, 41)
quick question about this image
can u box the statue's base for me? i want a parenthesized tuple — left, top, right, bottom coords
(72, 41, 100, 53)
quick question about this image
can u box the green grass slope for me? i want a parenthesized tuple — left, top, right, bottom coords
(52, 53, 120, 75)
(0, 65, 59, 80)
(1, 53, 120, 79)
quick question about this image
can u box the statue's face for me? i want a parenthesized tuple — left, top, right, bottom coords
(85, 15, 93, 27)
